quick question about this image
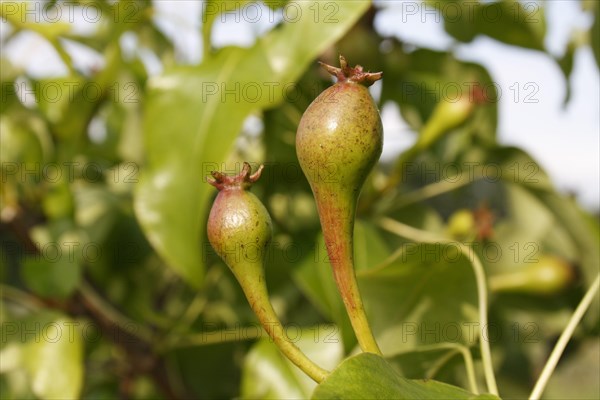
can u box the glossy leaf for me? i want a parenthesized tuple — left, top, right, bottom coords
(432, 0, 546, 51)
(357, 242, 478, 354)
(24, 321, 83, 399)
(135, 1, 370, 286)
(7, 313, 85, 400)
(386, 346, 475, 391)
(311, 353, 495, 399)
(241, 325, 343, 399)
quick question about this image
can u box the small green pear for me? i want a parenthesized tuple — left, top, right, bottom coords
(296, 56, 383, 354)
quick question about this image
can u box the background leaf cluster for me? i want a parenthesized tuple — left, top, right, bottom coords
(1, 0, 599, 398)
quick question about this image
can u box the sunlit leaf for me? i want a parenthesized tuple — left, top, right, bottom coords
(241, 325, 343, 399)
(17, 313, 85, 400)
(312, 352, 494, 399)
(432, 0, 546, 51)
(135, 1, 371, 286)
(358, 242, 478, 354)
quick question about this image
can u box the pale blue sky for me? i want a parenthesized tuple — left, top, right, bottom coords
(374, 0, 599, 210)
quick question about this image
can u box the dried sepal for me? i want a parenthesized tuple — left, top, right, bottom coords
(207, 162, 264, 191)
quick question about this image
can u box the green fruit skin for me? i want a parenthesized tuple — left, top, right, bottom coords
(207, 181, 328, 382)
(296, 78, 383, 354)
(207, 177, 327, 382)
(296, 80, 383, 294)
(296, 81, 383, 203)
(416, 96, 474, 150)
(207, 188, 272, 294)
(489, 255, 574, 295)
(446, 209, 476, 241)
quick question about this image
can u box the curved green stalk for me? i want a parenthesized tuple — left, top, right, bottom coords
(206, 163, 328, 382)
(529, 274, 600, 400)
(236, 267, 329, 383)
(377, 217, 499, 396)
(318, 194, 382, 356)
(389, 343, 478, 394)
(165, 326, 265, 348)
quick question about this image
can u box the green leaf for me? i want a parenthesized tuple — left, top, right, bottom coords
(31, 76, 85, 126)
(311, 353, 491, 399)
(202, 1, 251, 59)
(0, 2, 71, 39)
(357, 242, 478, 354)
(354, 221, 391, 273)
(24, 322, 83, 399)
(543, 338, 600, 399)
(492, 147, 598, 277)
(0, 112, 46, 168)
(22, 223, 82, 299)
(591, 0, 600, 68)
(73, 184, 120, 245)
(16, 313, 85, 400)
(171, 343, 246, 399)
(491, 146, 553, 190)
(134, 1, 370, 286)
(491, 183, 553, 266)
(492, 145, 600, 323)
(531, 192, 600, 325)
(292, 228, 353, 352)
(386, 346, 473, 388)
(42, 180, 74, 220)
(22, 257, 80, 299)
(433, 0, 546, 51)
(241, 325, 343, 399)
(380, 48, 498, 141)
(556, 39, 576, 105)
(0, 58, 26, 114)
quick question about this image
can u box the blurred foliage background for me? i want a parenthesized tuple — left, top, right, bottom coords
(1, 0, 599, 399)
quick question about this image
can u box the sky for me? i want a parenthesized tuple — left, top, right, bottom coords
(2, 0, 599, 210)
(374, 0, 599, 211)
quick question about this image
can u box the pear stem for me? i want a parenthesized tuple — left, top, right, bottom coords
(240, 278, 329, 383)
(529, 274, 600, 400)
(330, 246, 382, 355)
(320, 201, 382, 355)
